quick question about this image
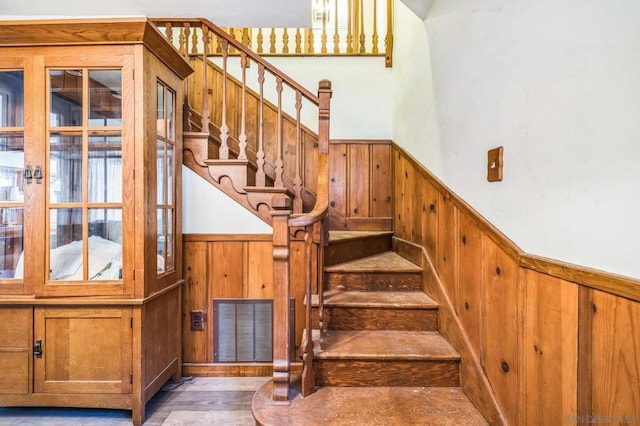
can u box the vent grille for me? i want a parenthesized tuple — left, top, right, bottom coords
(213, 299, 295, 363)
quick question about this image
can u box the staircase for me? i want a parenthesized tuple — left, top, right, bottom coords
(252, 231, 487, 425)
(150, 18, 489, 424)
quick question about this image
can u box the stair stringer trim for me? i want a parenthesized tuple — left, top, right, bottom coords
(183, 148, 273, 226)
(392, 236, 507, 426)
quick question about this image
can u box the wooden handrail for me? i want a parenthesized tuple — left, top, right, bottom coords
(153, 18, 320, 104)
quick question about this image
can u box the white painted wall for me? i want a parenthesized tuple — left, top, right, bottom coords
(264, 56, 394, 139)
(392, 0, 640, 278)
(182, 167, 271, 234)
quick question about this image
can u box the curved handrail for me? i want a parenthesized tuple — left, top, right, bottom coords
(289, 154, 328, 227)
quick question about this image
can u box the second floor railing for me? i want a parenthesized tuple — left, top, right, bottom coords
(217, 0, 393, 66)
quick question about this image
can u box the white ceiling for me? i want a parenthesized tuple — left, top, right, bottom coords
(0, 0, 312, 28)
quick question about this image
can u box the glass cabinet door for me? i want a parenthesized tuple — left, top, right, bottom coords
(0, 70, 25, 282)
(156, 81, 176, 274)
(46, 68, 125, 288)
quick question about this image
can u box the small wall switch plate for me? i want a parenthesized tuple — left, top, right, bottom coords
(487, 146, 503, 182)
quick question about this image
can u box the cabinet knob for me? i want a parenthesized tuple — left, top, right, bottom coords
(34, 165, 43, 184)
(24, 165, 33, 184)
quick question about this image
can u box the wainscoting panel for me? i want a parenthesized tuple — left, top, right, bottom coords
(456, 210, 483, 356)
(182, 234, 309, 376)
(522, 270, 578, 425)
(392, 144, 640, 425)
(328, 140, 392, 231)
(591, 290, 640, 421)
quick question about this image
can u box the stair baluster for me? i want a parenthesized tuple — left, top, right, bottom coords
(200, 26, 210, 133)
(256, 63, 266, 186)
(275, 77, 284, 188)
(219, 39, 230, 160)
(293, 90, 303, 213)
(238, 52, 248, 160)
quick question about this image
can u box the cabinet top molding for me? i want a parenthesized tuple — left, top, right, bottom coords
(0, 18, 193, 79)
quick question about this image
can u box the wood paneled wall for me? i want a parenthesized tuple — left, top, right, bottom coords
(182, 234, 309, 376)
(393, 145, 640, 425)
(328, 140, 392, 231)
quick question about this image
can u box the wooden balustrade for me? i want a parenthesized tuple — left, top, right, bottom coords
(151, 19, 332, 402)
(219, 0, 393, 67)
(153, 18, 321, 213)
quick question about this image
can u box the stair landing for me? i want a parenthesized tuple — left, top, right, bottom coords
(252, 379, 487, 426)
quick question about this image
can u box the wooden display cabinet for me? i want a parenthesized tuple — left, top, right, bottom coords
(0, 20, 192, 425)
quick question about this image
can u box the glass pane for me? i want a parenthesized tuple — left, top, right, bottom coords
(157, 139, 165, 204)
(167, 89, 175, 140)
(88, 70, 122, 126)
(157, 209, 165, 273)
(0, 208, 23, 278)
(50, 70, 83, 127)
(0, 71, 24, 127)
(88, 134, 122, 203)
(49, 132, 83, 203)
(0, 137, 24, 202)
(49, 208, 83, 281)
(166, 208, 174, 271)
(157, 83, 165, 137)
(88, 209, 122, 280)
(167, 143, 173, 205)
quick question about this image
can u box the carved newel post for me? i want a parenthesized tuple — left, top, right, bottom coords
(270, 193, 292, 403)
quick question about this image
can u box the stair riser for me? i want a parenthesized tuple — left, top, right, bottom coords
(314, 360, 459, 387)
(319, 307, 438, 331)
(325, 235, 392, 266)
(325, 272, 423, 292)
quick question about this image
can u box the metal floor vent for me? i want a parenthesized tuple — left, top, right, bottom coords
(213, 299, 295, 363)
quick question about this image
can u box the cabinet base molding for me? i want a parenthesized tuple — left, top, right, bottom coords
(0, 393, 132, 409)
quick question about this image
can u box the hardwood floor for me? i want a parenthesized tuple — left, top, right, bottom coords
(253, 379, 487, 426)
(0, 377, 269, 426)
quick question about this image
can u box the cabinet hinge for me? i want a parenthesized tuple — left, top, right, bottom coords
(132, 169, 135, 180)
(130, 317, 133, 328)
(130, 373, 133, 384)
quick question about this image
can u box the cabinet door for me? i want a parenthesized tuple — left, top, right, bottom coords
(0, 58, 26, 294)
(37, 54, 135, 297)
(33, 307, 132, 395)
(0, 307, 31, 394)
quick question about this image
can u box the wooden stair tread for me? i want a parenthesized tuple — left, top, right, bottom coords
(319, 291, 438, 309)
(324, 252, 422, 273)
(252, 380, 488, 426)
(328, 230, 393, 242)
(313, 330, 459, 360)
